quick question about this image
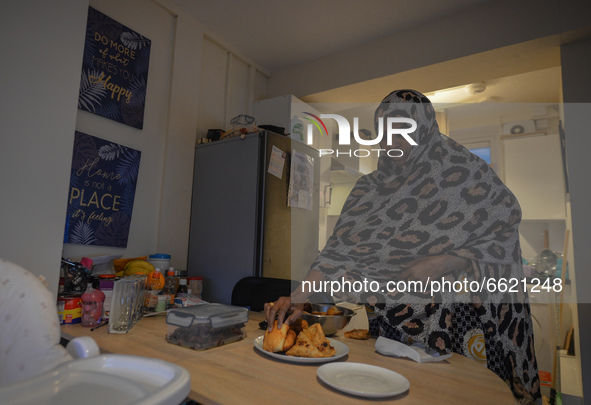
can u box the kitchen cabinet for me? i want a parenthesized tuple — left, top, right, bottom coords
(254, 95, 329, 150)
(503, 133, 566, 220)
(503, 133, 568, 259)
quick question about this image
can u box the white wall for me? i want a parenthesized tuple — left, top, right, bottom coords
(156, 7, 203, 267)
(196, 37, 269, 138)
(0, 0, 90, 296)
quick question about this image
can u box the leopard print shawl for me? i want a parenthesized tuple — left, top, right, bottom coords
(310, 90, 540, 403)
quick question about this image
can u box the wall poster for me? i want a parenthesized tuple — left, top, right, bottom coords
(64, 131, 141, 248)
(78, 7, 151, 129)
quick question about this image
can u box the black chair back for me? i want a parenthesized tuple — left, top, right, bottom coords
(231, 277, 297, 311)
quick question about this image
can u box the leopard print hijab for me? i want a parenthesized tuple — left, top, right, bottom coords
(310, 90, 540, 403)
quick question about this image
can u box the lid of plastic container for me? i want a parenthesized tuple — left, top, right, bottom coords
(149, 254, 171, 259)
(166, 303, 248, 328)
(187, 277, 204, 281)
(98, 274, 116, 279)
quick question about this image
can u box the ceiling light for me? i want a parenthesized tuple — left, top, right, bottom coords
(466, 82, 487, 95)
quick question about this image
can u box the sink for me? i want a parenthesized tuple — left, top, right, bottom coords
(0, 354, 191, 405)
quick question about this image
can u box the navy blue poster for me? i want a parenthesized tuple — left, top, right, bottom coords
(78, 7, 151, 129)
(64, 131, 141, 248)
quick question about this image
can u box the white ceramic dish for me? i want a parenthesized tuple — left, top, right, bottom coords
(317, 362, 410, 398)
(253, 335, 349, 363)
(0, 354, 191, 405)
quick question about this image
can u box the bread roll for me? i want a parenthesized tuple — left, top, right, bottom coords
(283, 329, 296, 351)
(263, 321, 296, 352)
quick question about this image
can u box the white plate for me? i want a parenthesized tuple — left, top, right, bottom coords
(253, 335, 349, 363)
(317, 362, 410, 398)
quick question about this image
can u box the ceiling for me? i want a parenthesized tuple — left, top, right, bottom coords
(170, 0, 498, 73)
(169, 0, 562, 107)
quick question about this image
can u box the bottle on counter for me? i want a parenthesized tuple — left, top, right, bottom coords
(144, 268, 163, 313)
(80, 279, 106, 328)
(163, 267, 178, 309)
(176, 278, 188, 297)
(156, 295, 168, 312)
(98, 274, 116, 320)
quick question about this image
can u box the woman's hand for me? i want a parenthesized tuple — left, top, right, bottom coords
(264, 296, 304, 331)
(265, 270, 326, 331)
(400, 255, 469, 284)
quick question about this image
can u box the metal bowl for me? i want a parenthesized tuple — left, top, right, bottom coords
(299, 303, 355, 336)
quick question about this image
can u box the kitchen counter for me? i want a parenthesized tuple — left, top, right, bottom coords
(62, 311, 514, 404)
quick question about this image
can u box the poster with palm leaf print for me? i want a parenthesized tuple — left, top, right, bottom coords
(78, 7, 151, 129)
(64, 131, 141, 248)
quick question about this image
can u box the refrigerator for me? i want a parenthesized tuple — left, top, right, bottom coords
(187, 131, 320, 304)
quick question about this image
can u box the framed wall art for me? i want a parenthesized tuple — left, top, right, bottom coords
(64, 131, 141, 248)
(78, 7, 151, 129)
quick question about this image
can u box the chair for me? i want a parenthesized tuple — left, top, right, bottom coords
(231, 276, 334, 311)
(231, 276, 297, 311)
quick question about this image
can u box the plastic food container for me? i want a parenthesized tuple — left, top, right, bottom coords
(147, 253, 171, 272)
(165, 303, 248, 350)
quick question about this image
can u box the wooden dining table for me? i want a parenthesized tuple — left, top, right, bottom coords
(61, 311, 514, 404)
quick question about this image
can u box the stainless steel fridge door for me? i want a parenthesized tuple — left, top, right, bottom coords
(187, 133, 264, 304)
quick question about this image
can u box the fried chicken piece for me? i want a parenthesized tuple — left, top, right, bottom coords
(344, 328, 371, 340)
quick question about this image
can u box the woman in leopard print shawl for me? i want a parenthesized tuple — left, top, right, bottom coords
(306, 89, 541, 403)
(266, 89, 540, 403)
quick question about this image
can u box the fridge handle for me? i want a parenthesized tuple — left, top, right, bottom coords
(324, 185, 332, 208)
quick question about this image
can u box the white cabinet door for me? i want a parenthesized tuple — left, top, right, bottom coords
(503, 134, 566, 220)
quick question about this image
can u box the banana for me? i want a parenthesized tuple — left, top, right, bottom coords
(124, 260, 155, 276)
(125, 260, 155, 271)
(113, 256, 147, 273)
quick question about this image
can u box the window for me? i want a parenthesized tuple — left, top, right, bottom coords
(469, 146, 491, 164)
(462, 140, 492, 166)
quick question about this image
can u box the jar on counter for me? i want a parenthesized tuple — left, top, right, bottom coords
(187, 276, 203, 299)
(156, 295, 168, 312)
(57, 295, 82, 324)
(143, 268, 163, 314)
(147, 254, 171, 272)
